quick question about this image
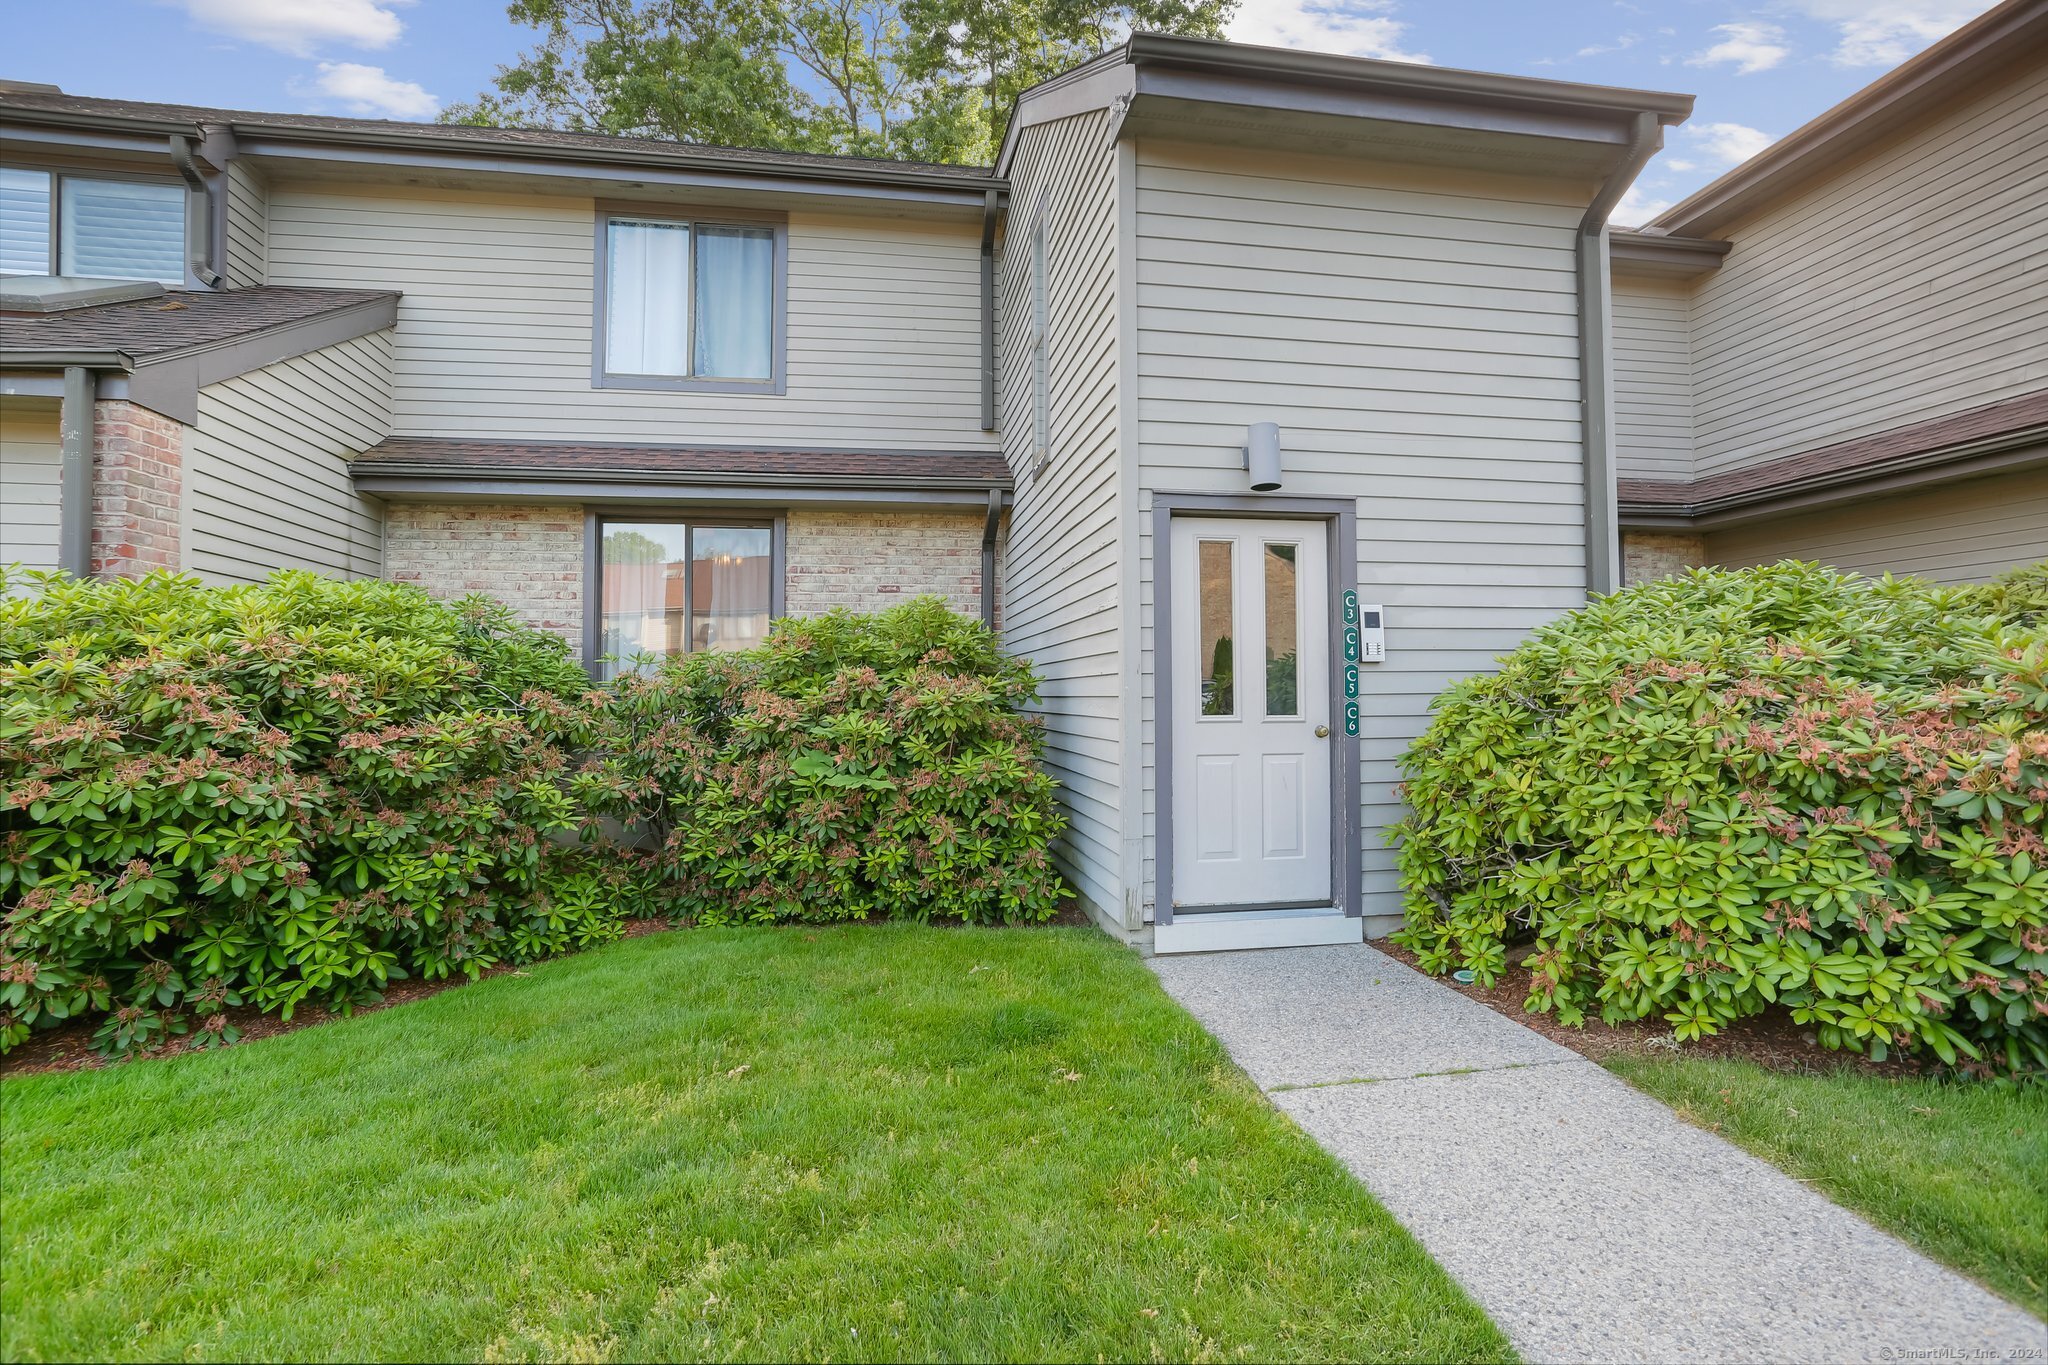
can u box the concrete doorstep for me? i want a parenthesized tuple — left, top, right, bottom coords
(1150, 943, 2047, 1365)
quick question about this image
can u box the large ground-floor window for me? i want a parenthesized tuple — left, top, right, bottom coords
(596, 517, 775, 678)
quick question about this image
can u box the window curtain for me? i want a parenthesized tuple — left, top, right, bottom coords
(692, 526, 772, 651)
(0, 169, 51, 275)
(693, 226, 774, 380)
(606, 220, 689, 376)
(58, 179, 184, 284)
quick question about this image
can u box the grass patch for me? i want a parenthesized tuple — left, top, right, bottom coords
(1608, 1054, 2048, 1317)
(3, 926, 1509, 1363)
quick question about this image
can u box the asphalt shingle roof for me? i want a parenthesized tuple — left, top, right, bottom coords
(1618, 388, 2048, 513)
(353, 437, 1012, 487)
(0, 89, 992, 182)
(0, 285, 397, 360)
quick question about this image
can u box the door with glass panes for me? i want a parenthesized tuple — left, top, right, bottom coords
(1168, 517, 1332, 909)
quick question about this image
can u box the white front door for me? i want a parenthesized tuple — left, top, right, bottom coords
(1169, 516, 1332, 910)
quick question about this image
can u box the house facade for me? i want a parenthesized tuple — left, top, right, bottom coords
(1608, 0, 2047, 585)
(3, 2, 2043, 953)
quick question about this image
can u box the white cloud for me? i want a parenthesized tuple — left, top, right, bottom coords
(1685, 120, 1776, 168)
(1786, 0, 1985, 68)
(1686, 21, 1791, 75)
(1611, 183, 1674, 227)
(301, 62, 440, 120)
(1227, 1, 1431, 64)
(1578, 34, 1639, 57)
(170, 0, 412, 58)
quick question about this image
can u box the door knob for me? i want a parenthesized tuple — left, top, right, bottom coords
(1314, 724, 1330, 738)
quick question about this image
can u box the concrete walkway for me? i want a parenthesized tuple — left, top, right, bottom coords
(1151, 942, 2046, 1364)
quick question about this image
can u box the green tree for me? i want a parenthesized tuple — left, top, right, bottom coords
(446, 0, 1237, 164)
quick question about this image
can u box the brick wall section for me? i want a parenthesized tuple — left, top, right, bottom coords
(378, 503, 1003, 651)
(784, 508, 994, 621)
(91, 399, 184, 577)
(1622, 530, 1708, 586)
(384, 502, 584, 645)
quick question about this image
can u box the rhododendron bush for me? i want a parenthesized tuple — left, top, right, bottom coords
(1392, 561, 2048, 1078)
(573, 598, 1068, 926)
(0, 570, 627, 1057)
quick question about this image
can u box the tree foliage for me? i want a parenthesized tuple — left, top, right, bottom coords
(445, 0, 1237, 163)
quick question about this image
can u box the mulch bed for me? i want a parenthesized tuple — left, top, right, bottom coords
(1374, 939, 1931, 1079)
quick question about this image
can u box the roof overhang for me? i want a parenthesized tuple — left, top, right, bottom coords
(0, 292, 396, 424)
(2, 105, 1005, 215)
(1650, 0, 2048, 237)
(350, 438, 1013, 510)
(1000, 32, 1693, 180)
(1609, 229, 1731, 278)
(1618, 391, 2048, 529)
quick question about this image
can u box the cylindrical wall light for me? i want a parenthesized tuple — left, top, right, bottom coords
(1245, 421, 1283, 492)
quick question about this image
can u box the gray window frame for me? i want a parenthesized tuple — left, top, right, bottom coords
(0, 166, 195, 287)
(590, 201, 789, 395)
(581, 509, 787, 673)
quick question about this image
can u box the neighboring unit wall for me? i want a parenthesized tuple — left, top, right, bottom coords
(1132, 142, 1592, 927)
(1689, 58, 2048, 480)
(223, 160, 268, 288)
(0, 396, 61, 576)
(783, 508, 993, 621)
(385, 502, 585, 644)
(1610, 274, 1694, 482)
(185, 330, 393, 583)
(1622, 529, 1706, 585)
(1707, 465, 2048, 584)
(92, 399, 185, 578)
(998, 108, 1127, 929)
(264, 184, 1000, 452)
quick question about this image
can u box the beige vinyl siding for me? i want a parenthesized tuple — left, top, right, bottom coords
(264, 184, 999, 452)
(1611, 274, 1693, 481)
(1707, 463, 2048, 584)
(998, 109, 1126, 925)
(1133, 142, 1592, 926)
(223, 160, 268, 287)
(1689, 59, 2048, 480)
(185, 331, 393, 583)
(0, 396, 62, 577)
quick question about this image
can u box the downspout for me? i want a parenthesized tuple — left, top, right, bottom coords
(981, 189, 998, 431)
(168, 133, 226, 289)
(58, 366, 97, 578)
(1577, 111, 1662, 596)
(980, 488, 1003, 628)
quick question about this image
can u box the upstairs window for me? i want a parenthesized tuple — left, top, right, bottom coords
(595, 208, 786, 392)
(0, 168, 185, 285)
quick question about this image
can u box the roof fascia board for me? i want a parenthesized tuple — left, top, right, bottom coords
(0, 120, 181, 157)
(1618, 430, 2048, 527)
(231, 131, 997, 204)
(352, 475, 1008, 506)
(995, 59, 1136, 175)
(1651, 0, 2048, 236)
(1125, 33, 1693, 123)
(1609, 230, 1732, 277)
(1132, 65, 1643, 146)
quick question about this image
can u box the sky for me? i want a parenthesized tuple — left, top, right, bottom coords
(3, 0, 2003, 226)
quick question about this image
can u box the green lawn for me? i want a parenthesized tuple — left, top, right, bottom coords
(1608, 1055, 2048, 1317)
(2, 925, 1509, 1364)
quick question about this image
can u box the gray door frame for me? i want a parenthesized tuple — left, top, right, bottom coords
(1151, 493, 1362, 925)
